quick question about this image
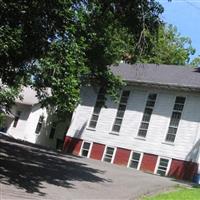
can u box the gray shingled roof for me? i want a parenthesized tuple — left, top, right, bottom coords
(16, 87, 39, 105)
(15, 87, 52, 105)
(111, 63, 200, 90)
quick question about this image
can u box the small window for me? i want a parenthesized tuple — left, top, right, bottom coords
(13, 111, 21, 128)
(35, 115, 44, 134)
(156, 158, 170, 176)
(112, 90, 130, 133)
(165, 96, 185, 143)
(129, 152, 142, 169)
(81, 142, 91, 157)
(56, 139, 64, 150)
(88, 88, 105, 129)
(49, 122, 57, 139)
(103, 146, 115, 163)
(138, 93, 157, 138)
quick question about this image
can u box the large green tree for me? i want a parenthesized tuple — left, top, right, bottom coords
(191, 56, 200, 67)
(137, 25, 195, 65)
(0, 0, 164, 113)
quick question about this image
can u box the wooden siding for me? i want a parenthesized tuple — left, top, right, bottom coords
(67, 86, 200, 163)
(140, 153, 157, 173)
(63, 136, 82, 155)
(90, 143, 105, 160)
(168, 159, 198, 180)
(113, 147, 131, 166)
(63, 136, 198, 180)
(7, 103, 67, 149)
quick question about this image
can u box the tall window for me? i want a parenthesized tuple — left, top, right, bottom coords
(35, 115, 44, 134)
(49, 122, 57, 139)
(138, 93, 157, 137)
(165, 96, 185, 143)
(156, 158, 170, 176)
(88, 88, 105, 129)
(112, 90, 130, 133)
(13, 111, 21, 128)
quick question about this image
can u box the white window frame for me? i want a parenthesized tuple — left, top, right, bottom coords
(35, 114, 45, 134)
(137, 93, 157, 138)
(13, 110, 21, 128)
(110, 90, 130, 134)
(49, 122, 57, 139)
(127, 151, 143, 170)
(79, 141, 93, 158)
(102, 146, 117, 164)
(87, 88, 105, 131)
(164, 96, 186, 143)
(154, 156, 172, 176)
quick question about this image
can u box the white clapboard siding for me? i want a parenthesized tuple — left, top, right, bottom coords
(7, 102, 68, 149)
(67, 86, 200, 161)
(23, 104, 48, 143)
(7, 104, 32, 140)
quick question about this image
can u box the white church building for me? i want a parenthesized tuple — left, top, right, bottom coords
(64, 63, 200, 181)
(1, 87, 69, 150)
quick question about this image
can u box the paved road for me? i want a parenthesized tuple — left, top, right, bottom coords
(0, 135, 188, 200)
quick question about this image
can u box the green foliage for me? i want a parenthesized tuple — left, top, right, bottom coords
(1, 1, 195, 114)
(0, 86, 20, 110)
(0, 85, 19, 126)
(32, 0, 164, 112)
(0, 0, 164, 113)
(0, 0, 74, 87)
(138, 25, 195, 65)
(191, 56, 200, 67)
(34, 39, 87, 112)
(142, 187, 200, 200)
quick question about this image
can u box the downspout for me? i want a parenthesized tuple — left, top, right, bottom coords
(192, 121, 200, 183)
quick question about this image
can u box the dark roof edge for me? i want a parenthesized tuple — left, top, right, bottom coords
(125, 80, 200, 92)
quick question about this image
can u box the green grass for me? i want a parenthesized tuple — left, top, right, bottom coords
(142, 186, 200, 200)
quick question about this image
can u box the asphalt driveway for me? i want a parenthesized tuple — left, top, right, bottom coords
(0, 135, 187, 200)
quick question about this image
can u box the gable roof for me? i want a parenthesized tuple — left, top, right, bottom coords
(111, 63, 200, 91)
(15, 87, 39, 105)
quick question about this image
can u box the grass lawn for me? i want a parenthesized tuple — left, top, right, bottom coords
(142, 186, 200, 200)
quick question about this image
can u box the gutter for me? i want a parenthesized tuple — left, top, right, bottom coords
(125, 80, 200, 93)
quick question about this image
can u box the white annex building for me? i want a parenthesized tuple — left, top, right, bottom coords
(64, 63, 200, 181)
(1, 87, 69, 149)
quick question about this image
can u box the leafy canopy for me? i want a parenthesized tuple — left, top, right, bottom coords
(191, 56, 200, 67)
(137, 25, 195, 65)
(0, 0, 164, 113)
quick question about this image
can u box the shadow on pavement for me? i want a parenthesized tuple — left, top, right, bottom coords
(0, 137, 108, 196)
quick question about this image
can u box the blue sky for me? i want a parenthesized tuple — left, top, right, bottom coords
(158, 0, 200, 61)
